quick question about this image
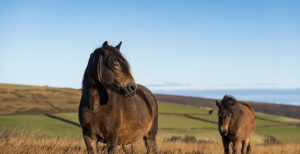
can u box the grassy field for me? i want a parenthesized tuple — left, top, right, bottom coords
(1, 83, 300, 147)
(255, 127, 300, 144)
(1, 132, 300, 154)
(0, 115, 82, 140)
(1, 100, 300, 144)
(158, 101, 210, 114)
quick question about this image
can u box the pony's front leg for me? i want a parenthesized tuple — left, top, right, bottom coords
(107, 132, 118, 154)
(83, 135, 98, 154)
(232, 140, 240, 154)
(222, 137, 230, 154)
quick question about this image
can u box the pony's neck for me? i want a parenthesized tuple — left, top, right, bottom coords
(229, 108, 243, 130)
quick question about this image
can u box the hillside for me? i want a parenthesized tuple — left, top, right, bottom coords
(0, 83, 80, 115)
(155, 94, 300, 119)
(1, 83, 300, 120)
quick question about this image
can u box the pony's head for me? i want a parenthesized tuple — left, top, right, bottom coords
(216, 95, 238, 136)
(83, 41, 137, 97)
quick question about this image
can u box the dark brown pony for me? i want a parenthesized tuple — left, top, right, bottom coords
(216, 95, 256, 154)
(78, 41, 158, 154)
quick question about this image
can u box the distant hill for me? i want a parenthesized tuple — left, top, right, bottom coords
(0, 83, 80, 115)
(1, 83, 300, 119)
(154, 94, 300, 119)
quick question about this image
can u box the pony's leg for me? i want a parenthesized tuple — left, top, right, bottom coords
(143, 118, 158, 154)
(107, 132, 118, 154)
(222, 137, 230, 154)
(83, 135, 98, 154)
(241, 138, 250, 154)
(246, 140, 251, 153)
(241, 141, 245, 154)
(232, 140, 240, 154)
(122, 144, 134, 154)
(143, 135, 157, 154)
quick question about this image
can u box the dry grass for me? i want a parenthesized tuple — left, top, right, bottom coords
(1, 130, 300, 154)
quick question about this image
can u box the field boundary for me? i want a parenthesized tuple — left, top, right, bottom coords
(44, 114, 80, 127)
(44, 113, 299, 131)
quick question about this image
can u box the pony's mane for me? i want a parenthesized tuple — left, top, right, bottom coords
(105, 46, 130, 72)
(81, 45, 130, 93)
(221, 95, 240, 116)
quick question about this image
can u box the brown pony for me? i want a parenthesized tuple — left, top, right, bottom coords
(78, 41, 158, 154)
(216, 95, 256, 154)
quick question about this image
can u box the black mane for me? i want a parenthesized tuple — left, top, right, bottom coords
(105, 46, 130, 72)
(81, 45, 130, 93)
(82, 52, 96, 92)
(221, 95, 240, 116)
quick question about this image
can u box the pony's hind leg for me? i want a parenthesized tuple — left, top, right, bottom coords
(143, 117, 158, 154)
(122, 144, 134, 154)
(241, 138, 250, 154)
(143, 135, 157, 154)
(246, 141, 251, 153)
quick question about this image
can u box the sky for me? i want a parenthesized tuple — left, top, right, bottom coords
(0, 0, 299, 104)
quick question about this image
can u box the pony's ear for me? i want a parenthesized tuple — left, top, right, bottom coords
(231, 101, 237, 107)
(115, 41, 122, 50)
(216, 100, 221, 108)
(102, 41, 109, 55)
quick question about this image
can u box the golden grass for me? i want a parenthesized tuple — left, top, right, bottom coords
(1, 130, 300, 154)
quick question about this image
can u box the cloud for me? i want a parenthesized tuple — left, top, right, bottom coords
(145, 82, 190, 87)
(197, 84, 240, 87)
(219, 84, 240, 87)
(252, 83, 278, 86)
(290, 102, 300, 106)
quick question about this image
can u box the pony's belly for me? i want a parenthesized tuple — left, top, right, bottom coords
(117, 121, 152, 144)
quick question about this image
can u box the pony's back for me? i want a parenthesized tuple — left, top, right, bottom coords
(240, 102, 255, 115)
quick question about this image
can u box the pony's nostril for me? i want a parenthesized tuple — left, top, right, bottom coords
(222, 130, 228, 136)
(128, 85, 136, 92)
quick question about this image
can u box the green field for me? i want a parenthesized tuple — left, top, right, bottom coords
(158, 101, 209, 114)
(1, 101, 299, 144)
(255, 127, 300, 144)
(1, 84, 300, 144)
(0, 115, 82, 140)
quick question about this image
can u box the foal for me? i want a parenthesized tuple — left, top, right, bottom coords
(216, 95, 256, 154)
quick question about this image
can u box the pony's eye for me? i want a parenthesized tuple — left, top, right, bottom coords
(112, 62, 120, 68)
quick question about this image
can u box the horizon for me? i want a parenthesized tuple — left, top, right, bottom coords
(1, 1, 299, 105)
(1, 82, 299, 106)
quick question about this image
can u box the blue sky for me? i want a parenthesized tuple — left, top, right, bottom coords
(0, 1, 299, 96)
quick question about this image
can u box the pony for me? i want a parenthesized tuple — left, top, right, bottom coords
(78, 41, 158, 154)
(216, 95, 256, 154)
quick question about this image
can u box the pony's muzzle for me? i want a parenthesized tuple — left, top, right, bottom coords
(220, 129, 228, 136)
(128, 84, 136, 93)
(122, 81, 137, 97)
